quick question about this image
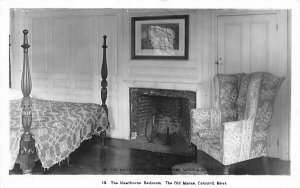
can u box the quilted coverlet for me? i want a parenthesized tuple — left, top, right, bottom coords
(10, 98, 108, 170)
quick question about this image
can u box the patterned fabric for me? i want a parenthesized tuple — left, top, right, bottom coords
(10, 98, 108, 170)
(237, 74, 251, 120)
(191, 72, 284, 165)
(247, 73, 284, 159)
(214, 74, 244, 126)
(190, 108, 221, 139)
(191, 134, 223, 163)
(222, 120, 253, 165)
(190, 108, 213, 134)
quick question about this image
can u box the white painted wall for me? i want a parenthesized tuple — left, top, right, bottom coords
(10, 9, 121, 139)
(10, 9, 290, 160)
(117, 9, 212, 139)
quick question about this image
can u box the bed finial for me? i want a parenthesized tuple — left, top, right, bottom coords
(103, 35, 107, 47)
(21, 29, 30, 53)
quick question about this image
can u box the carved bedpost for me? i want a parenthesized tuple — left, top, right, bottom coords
(9, 35, 12, 88)
(100, 35, 108, 145)
(19, 30, 36, 174)
(101, 35, 108, 113)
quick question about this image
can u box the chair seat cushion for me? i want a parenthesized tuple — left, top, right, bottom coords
(172, 163, 207, 175)
(191, 135, 223, 164)
(204, 137, 222, 150)
(196, 129, 221, 140)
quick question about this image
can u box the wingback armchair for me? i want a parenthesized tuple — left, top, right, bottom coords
(190, 72, 284, 174)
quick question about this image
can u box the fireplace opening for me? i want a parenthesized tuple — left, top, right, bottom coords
(129, 88, 196, 155)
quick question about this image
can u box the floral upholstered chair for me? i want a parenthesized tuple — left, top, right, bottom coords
(190, 72, 284, 174)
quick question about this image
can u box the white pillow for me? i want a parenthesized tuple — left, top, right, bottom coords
(9, 89, 23, 100)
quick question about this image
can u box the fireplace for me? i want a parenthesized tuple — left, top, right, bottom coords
(129, 88, 196, 155)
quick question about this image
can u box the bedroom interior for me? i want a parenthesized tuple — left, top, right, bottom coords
(8, 8, 291, 175)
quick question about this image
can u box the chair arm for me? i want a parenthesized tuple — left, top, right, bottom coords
(190, 108, 220, 135)
(223, 120, 248, 130)
(222, 120, 252, 164)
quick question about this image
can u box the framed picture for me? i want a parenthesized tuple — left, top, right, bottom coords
(131, 15, 189, 60)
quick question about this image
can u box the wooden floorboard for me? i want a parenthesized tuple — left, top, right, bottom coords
(10, 137, 290, 175)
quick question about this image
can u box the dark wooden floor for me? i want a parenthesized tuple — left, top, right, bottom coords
(10, 137, 290, 175)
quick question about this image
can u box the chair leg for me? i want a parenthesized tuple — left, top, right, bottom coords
(230, 163, 237, 174)
(261, 157, 270, 175)
(223, 165, 230, 175)
(194, 145, 198, 163)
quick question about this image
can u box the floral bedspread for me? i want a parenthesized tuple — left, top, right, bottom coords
(10, 98, 108, 170)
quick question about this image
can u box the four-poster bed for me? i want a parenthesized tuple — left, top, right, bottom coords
(9, 30, 109, 174)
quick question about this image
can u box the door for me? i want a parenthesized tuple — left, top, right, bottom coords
(216, 11, 289, 160)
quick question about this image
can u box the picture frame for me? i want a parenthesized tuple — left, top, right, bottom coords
(131, 15, 189, 60)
